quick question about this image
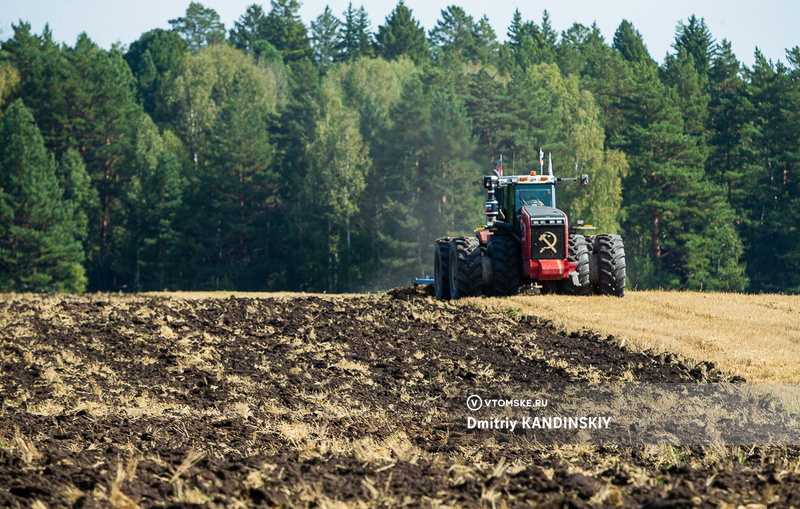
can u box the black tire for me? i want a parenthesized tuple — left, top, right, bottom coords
(594, 234, 626, 297)
(434, 238, 451, 300)
(488, 234, 521, 297)
(559, 234, 591, 295)
(449, 237, 483, 299)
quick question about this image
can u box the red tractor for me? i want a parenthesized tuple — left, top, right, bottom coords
(433, 161, 626, 299)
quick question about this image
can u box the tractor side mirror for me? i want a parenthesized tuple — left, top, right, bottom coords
(581, 174, 590, 187)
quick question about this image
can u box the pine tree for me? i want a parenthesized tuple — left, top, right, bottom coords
(197, 84, 277, 290)
(56, 148, 96, 248)
(376, 1, 429, 65)
(706, 40, 753, 209)
(613, 61, 746, 290)
(168, 45, 285, 290)
(264, 0, 313, 62)
(0, 100, 86, 292)
(474, 16, 500, 66)
(1, 23, 73, 155)
(673, 15, 716, 77)
(336, 4, 374, 61)
(426, 89, 484, 237)
(429, 6, 478, 63)
(538, 10, 558, 63)
(662, 47, 710, 153)
(270, 59, 320, 290)
(613, 20, 651, 64)
(310, 6, 342, 64)
(507, 10, 538, 69)
(744, 52, 800, 292)
(304, 78, 371, 292)
(168, 2, 226, 52)
(118, 116, 185, 291)
(557, 23, 593, 76)
(66, 35, 143, 290)
(124, 29, 189, 125)
(366, 78, 431, 286)
(574, 24, 632, 139)
(506, 10, 556, 69)
(229, 4, 269, 51)
(324, 57, 420, 289)
(466, 70, 518, 161)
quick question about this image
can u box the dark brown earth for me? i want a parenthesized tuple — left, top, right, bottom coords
(0, 289, 798, 508)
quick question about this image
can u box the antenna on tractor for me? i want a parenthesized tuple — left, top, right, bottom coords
(548, 153, 553, 177)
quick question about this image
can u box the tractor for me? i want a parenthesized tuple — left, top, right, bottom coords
(432, 157, 626, 299)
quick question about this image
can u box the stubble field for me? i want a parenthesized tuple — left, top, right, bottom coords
(1, 288, 800, 508)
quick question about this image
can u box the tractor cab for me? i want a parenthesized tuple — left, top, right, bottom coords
(484, 173, 567, 228)
(498, 180, 556, 227)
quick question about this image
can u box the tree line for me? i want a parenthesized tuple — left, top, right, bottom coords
(0, 1, 797, 293)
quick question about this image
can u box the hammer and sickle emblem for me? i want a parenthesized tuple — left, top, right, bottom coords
(538, 231, 558, 253)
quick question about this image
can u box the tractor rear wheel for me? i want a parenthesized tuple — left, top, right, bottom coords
(559, 234, 591, 295)
(434, 238, 452, 300)
(449, 237, 482, 299)
(594, 234, 626, 297)
(488, 234, 521, 297)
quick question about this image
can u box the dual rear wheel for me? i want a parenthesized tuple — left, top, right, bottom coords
(434, 237, 483, 300)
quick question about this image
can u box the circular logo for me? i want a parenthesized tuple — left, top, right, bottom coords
(466, 394, 483, 411)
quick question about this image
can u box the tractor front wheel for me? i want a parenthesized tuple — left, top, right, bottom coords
(559, 234, 591, 295)
(594, 234, 626, 297)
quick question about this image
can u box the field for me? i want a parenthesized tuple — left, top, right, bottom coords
(472, 291, 800, 384)
(1, 288, 800, 507)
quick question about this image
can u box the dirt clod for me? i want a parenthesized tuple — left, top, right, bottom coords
(0, 292, 797, 507)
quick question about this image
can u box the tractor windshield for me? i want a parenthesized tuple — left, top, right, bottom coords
(515, 184, 554, 209)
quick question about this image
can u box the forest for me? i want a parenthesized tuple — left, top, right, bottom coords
(0, 1, 798, 294)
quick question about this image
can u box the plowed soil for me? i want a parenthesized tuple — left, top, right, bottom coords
(1, 288, 799, 508)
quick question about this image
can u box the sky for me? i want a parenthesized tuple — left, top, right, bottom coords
(1, 0, 798, 68)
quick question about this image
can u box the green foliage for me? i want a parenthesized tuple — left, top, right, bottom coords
(310, 6, 341, 64)
(124, 29, 188, 125)
(1, 22, 74, 153)
(673, 16, 716, 77)
(2, 10, 798, 293)
(117, 116, 186, 291)
(168, 2, 226, 52)
(229, 4, 269, 52)
(302, 78, 371, 291)
(167, 44, 285, 290)
(56, 148, 96, 246)
(0, 100, 86, 292)
(613, 20, 651, 64)
(429, 6, 478, 63)
(264, 0, 313, 62)
(0, 60, 19, 109)
(66, 35, 144, 290)
(742, 53, 800, 292)
(336, 4, 374, 62)
(613, 60, 746, 290)
(506, 10, 557, 69)
(376, 2, 429, 65)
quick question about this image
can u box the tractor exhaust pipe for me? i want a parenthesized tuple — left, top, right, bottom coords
(483, 176, 499, 224)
